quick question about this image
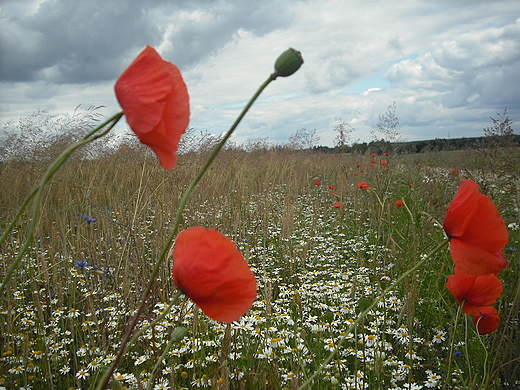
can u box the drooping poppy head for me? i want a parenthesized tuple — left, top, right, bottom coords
(334, 202, 341, 209)
(395, 200, 403, 208)
(443, 180, 509, 276)
(172, 227, 257, 323)
(473, 306, 500, 334)
(357, 182, 370, 190)
(446, 267, 503, 315)
(115, 46, 190, 170)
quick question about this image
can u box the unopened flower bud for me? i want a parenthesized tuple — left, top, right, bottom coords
(171, 326, 187, 341)
(273, 48, 303, 78)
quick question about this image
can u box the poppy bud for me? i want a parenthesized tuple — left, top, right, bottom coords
(171, 326, 187, 341)
(273, 48, 303, 78)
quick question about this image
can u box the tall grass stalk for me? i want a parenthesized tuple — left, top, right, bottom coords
(0, 112, 123, 295)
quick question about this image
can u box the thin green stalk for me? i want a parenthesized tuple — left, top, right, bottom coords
(0, 113, 122, 248)
(474, 319, 490, 389)
(0, 112, 123, 295)
(96, 74, 276, 390)
(298, 239, 449, 390)
(464, 314, 473, 383)
(442, 303, 463, 390)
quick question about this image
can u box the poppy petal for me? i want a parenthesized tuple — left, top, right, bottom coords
(446, 268, 503, 315)
(459, 194, 509, 252)
(443, 180, 480, 238)
(443, 180, 509, 276)
(473, 306, 500, 334)
(172, 227, 257, 323)
(449, 239, 509, 276)
(115, 46, 189, 170)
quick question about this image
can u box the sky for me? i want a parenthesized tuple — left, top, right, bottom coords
(1, 0, 519, 147)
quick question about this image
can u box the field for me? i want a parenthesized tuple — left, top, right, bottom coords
(1, 140, 519, 389)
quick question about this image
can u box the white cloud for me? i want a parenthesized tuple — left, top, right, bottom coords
(1, 0, 519, 146)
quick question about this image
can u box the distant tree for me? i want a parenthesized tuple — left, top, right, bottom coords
(286, 128, 320, 150)
(484, 107, 514, 137)
(372, 102, 401, 141)
(333, 120, 354, 152)
(351, 141, 368, 154)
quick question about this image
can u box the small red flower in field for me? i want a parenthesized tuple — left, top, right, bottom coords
(358, 182, 370, 190)
(395, 200, 403, 208)
(172, 227, 257, 323)
(449, 168, 460, 177)
(314, 180, 321, 186)
(353, 173, 358, 176)
(380, 160, 387, 166)
(443, 180, 509, 276)
(334, 202, 341, 209)
(473, 306, 500, 334)
(360, 169, 365, 173)
(356, 163, 362, 168)
(446, 267, 503, 315)
(115, 46, 190, 170)
(408, 183, 413, 188)
(417, 163, 422, 167)
(328, 185, 334, 190)
(371, 153, 377, 157)
(384, 152, 389, 156)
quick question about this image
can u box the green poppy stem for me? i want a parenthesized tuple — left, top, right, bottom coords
(298, 238, 449, 390)
(442, 301, 463, 390)
(0, 112, 123, 295)
(96, 74, 276, 390)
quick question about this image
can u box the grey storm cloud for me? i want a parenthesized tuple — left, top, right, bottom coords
(1, 1, 161, 82)
(0, 0, 291, 84)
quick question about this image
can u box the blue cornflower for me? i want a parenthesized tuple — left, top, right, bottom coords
(454, 351, 462, 358)
(83, 215, 98, 224)
(74, 260, 88, 269)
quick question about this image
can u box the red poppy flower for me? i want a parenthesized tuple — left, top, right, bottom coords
(172, 227, 257, 323)
(446, 267, 503, 315)
(334, 202, 341, 209)
(449, 168, 460, 177)
(358, 182, 370, 190)
(473, 306, 500, 334)
(380, 160, 387, 166)
(115, 46, 190, 170)
(395, 200, 403, 208)
(328, 185, 334, 190)
(384, 152, 389, 156)
(371, 153, 377, 157)
(443, 180, 509, 276)
(315, 181, 321, 186)
(356, 163, 362, 168)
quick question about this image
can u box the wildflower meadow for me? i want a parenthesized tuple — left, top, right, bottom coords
(1, 47, 519, 390)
